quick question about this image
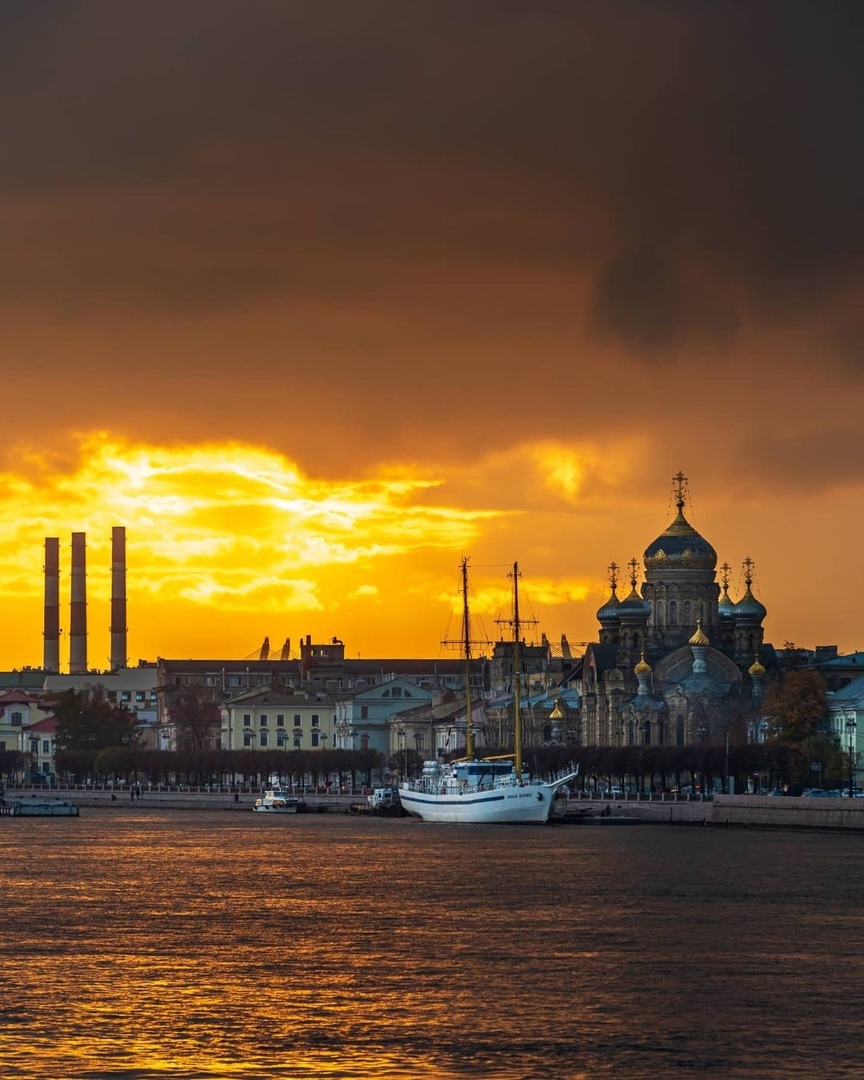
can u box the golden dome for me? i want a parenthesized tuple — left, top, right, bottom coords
(749, 656, 766, 677)
(549, 699, 564, 719)
(634, 651, 652, 675)
(689, 620, 710, 647)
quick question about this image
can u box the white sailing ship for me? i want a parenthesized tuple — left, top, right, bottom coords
(399, 559, 577, 824)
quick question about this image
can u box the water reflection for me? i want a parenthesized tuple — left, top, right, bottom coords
(1, 813, 863, 1078)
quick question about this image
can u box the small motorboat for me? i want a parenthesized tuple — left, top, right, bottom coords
(252, 788, 306, 814)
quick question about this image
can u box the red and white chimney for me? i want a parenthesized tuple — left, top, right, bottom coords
(43, 537, 60, 673)
(110, 526, 127, 671)
(69, 532, 87, 674)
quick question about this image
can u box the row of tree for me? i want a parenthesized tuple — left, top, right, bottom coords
(8, 670, 850, 794)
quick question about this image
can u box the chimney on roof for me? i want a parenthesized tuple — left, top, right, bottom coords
(69, 532, 87, 674)
(43, 537, 60, 673)
(110, 526, 127, 671)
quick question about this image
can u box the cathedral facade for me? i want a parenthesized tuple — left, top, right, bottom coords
(578, 473, 770, 748)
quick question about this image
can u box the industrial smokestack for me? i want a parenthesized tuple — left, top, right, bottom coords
(43, 537, 60, 673)
(69, 532, 87, 674)
(110, 526, 127, 671)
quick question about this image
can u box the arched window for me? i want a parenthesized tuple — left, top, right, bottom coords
(669, 601, 678, 627)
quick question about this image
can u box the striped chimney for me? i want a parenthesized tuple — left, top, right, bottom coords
(43, 537, 61, 673)
(110, 526, 127, 671)
(69, 532, 87, 674)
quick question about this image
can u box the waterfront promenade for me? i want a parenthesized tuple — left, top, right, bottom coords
(6, 784, 864, 829)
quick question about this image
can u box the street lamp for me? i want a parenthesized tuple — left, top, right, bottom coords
(845, 717, 857, 796)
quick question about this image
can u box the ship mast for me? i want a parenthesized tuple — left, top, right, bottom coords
(460, 557, 474, 760)
(512, 562, 523, 777)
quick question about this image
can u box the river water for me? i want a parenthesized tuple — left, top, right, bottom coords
(1, 811, 863, 1079)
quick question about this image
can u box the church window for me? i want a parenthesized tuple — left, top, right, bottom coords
(676, 717, 685, 746)
(683, 600, 692, 625)
(656, 601, 665, 627)
(669, 601, 678, 626)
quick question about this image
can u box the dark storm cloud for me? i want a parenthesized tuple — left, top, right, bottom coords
(1, 1, 862, 355)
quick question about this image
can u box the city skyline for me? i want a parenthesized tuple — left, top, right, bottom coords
(2, 3, 862, 665)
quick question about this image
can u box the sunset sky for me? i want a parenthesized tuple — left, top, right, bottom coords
(2, 1, 863, 669)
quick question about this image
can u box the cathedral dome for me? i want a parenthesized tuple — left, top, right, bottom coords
(644, 502, 717, 571)
(634, 652, 652, 676)
(749, 656, 766, 677)
(718, 581, 736, 618)
(734, 584, 767, 621)
(618, 586, 651, 619)
(596, 586, 621, 624)
(689, 621, 710, 647)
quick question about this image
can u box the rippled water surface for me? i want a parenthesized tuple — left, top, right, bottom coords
(2, 811, 864, 1079)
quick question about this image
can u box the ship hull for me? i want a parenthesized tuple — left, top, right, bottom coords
(398, 782, 566, 825)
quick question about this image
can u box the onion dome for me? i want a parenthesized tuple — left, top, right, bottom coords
(596, 561, 622, 624)
(596, 585, 621, 623)
(749, 656, 766, 677)
(734, 583, 767, 620)
(733, 558, 767, 621)
(689, 620, 710, 647)
(718, 562, 735, 617)
(618, 586, 651, 619)
(634, 651, 652, 676)
(644, 477, 716, 571)
(618, 557, 651, 619)
(549, 699, 564, 720)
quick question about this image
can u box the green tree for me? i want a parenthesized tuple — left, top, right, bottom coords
(52, 686, 138, 752)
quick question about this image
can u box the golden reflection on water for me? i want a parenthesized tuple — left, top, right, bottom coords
(2, 812, 863, 1078)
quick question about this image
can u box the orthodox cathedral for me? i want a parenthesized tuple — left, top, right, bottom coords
(577, 472, 771, 747)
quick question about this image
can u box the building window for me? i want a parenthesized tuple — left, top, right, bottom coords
(42, 740, 51, 754)
(243, 714, 252, 725)
(293, 714, 301, 726)
(204, 675, 218, 686)
(121, 691, 131, 702)
(360, 706, 368, 720)
(259, 714, 268, 727)
(276, 714, 285, 727)
(243, 732, 254, 747)
(311, 715, 319, 728)
(228, 675, 242, 687)
(136, 691, 145, 702)
(10, 712, 22, 726)
(293, 736, 301, 748)
(312, 731, 320, 747)
(150, 692, 158, 702)
(259, 732, 268, 748)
